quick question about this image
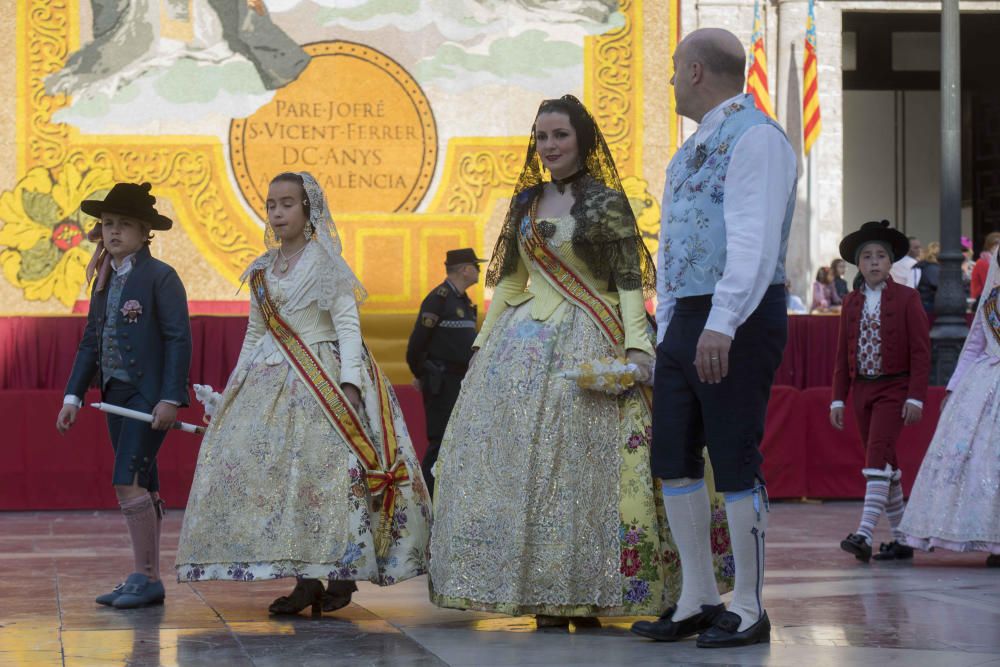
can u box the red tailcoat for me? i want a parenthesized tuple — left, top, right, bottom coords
(832, 278, 931, 404)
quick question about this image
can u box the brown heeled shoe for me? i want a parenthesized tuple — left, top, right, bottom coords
(268, 579, 325, 617)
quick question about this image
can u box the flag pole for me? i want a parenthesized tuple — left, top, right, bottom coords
(806, 148, 812, 260)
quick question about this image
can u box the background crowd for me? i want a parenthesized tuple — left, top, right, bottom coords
(794, 231, 1000, 316)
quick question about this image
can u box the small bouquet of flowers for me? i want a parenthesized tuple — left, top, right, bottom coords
(560, 356, 647, 395)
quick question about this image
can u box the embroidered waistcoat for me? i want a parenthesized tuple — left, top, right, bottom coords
(660, 93, 795, 298)
(857, 304, 883, 376)
(101, 271, 132, 387)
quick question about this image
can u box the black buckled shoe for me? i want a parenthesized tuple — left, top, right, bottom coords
(95, 582, 126, 607)
(872, 540, 914, 561)
(630, 604, 725, 642)
(696, 610, 770, 648)
(840, 533, 872, 563)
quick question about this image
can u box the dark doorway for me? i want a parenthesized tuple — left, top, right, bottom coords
(842, 11, 1000, 252)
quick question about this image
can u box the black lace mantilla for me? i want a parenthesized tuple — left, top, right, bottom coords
(484, 97, 656, 298)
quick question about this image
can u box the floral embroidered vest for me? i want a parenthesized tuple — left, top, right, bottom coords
(660, 94, 796, 298)
(101, 271, 132, 387)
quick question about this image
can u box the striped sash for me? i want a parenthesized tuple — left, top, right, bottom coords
(250, 269, 408, 557)
(518, 200, 626, 352)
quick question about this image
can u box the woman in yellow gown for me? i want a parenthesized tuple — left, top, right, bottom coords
(429, 96, 734, 626)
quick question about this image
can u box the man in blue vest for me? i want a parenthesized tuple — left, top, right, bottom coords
(631, 28, 797, 648)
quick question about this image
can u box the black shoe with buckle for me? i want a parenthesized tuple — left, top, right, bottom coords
(840, 533, 872, 563)
(696, 610, 771, 648)
(630, 604, 726, 642)
(872, 540, 914, 561)
(95, 582, 126, 607)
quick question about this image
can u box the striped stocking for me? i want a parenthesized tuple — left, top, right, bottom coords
(856, 472, 891, 545)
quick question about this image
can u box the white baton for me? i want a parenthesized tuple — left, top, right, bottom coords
(90, 402, 206, 435)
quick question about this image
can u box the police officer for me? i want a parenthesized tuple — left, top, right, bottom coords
(407, 248, 484, 496)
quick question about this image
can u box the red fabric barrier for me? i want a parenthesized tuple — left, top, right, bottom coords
(0, 314, 956, 508)
(2, 314, 972, 392)
(5, 383, 943, 508)
(0, 387, 427, 510)
(800, 386, 944, 498)
(773, 315, 841, 389)
(772, 313, 973, 389)
(0, 316, 248, 392)
(759, 385, 808, 498)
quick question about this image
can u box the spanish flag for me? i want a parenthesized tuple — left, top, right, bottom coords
(746, 0, 774, 118)
(803, 0, 822, 154)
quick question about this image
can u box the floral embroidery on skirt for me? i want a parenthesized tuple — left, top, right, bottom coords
(429, 301, 733, 616)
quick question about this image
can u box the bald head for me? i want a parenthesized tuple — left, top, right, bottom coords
(672, 28, 746, 121)
(679, 29, 746, 88)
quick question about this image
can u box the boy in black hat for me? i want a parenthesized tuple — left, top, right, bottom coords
(830, 220, 930, 563)
(406, 248, 484, 496)
(55, 182, 192, 608)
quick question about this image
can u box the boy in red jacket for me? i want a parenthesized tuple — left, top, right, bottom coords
(830, 220, 930, 563)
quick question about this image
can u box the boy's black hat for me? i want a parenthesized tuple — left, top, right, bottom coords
(445, 248, 486, 267)
(81, 182, 173, 230)
(839, 220, 909, 265)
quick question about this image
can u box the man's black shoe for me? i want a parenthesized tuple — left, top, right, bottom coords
(696, 610, 771, 648)
(872, 540, 914, 561)
(840, 533, 872, 563)
(630, 603, 725, 642)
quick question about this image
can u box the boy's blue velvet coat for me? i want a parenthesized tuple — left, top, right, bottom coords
(65, 245, 191, 407)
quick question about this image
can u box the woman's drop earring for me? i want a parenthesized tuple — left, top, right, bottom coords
(304, 224, 313, 241)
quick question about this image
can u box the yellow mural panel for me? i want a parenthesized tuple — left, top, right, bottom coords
(1, 0, 675, 326)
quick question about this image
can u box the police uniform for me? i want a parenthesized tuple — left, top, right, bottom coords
(406, 249, 483, 495)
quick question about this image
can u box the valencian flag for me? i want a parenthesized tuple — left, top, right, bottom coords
(803, 0, 822, 154)
(746, 0, 774, 118)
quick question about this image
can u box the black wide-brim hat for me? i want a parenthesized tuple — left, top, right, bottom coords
(839, 219, 909, 265)
(80, 182, 173, 231)
(445, 248, 486, 266)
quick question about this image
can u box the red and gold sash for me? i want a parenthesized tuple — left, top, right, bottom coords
(250, 269, 408, 557)
(518, 199, 626, 352)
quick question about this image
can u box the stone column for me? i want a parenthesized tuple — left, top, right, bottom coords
(930, 0, 969, 384)
(775, 0, 844, 303)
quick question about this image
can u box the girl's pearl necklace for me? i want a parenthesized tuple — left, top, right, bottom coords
(277, 242, 307, 273)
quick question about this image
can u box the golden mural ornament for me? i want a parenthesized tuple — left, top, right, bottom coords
(430, 140, 526, 216)
(0, 165, 114, 307)
(621, 175, 661, 256)
(231, 42, 438, 218)
(5, 0, 661, 317)
(587, 0, 640, 174)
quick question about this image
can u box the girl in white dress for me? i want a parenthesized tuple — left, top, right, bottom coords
(176, 172, 432, 613)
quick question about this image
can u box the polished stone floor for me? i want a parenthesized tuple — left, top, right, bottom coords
(1, 502, 998, 666)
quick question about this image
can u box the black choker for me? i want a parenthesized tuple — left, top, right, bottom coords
(551, 169, 587, 194)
